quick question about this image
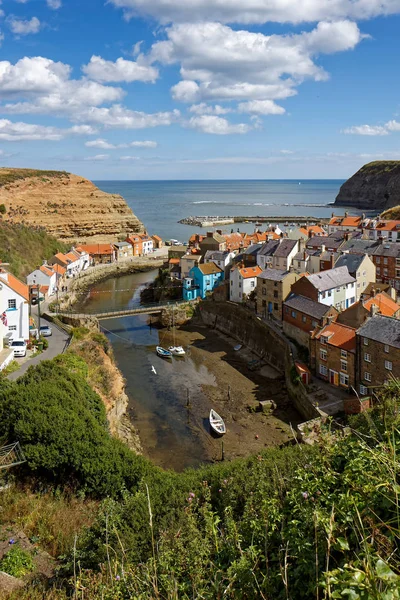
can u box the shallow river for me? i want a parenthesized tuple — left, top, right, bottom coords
(77, 270, 217, 471)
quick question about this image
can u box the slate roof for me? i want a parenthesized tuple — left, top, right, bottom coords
(244, 243, 263, 256)
(258, 240, 280, 256)
(258, 268, 289, 282)
(340, 238, 380, 255)
(306, 236, 344, 250)
(273, 239, 297, 258)
(204, 250, 230, 261)
(284, 294, 332, 320)
(372, 242, 400, 258)
(357, 315, 400, 349)
(201, 232, 226, 244)
(335, 253, 366, 275)
(307, 266, 355, 291)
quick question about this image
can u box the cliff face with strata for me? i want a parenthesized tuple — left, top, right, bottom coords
(334, 161, 400, 210)
(0, 168, 143, 243)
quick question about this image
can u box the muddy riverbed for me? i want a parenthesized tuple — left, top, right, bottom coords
(78, 270, 302, 471)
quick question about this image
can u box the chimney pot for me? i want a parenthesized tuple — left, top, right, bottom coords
(207, 231, 213, 238)
(370, 303, 379, 317)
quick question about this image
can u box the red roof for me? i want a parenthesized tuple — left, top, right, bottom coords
(169, 258, 180, 265)
(152, 234, 162, 241)
(363, 293, 399, 317)
(52, 264, 66, 276)
(329, 215, 362, 228)
(2, 273, 29, 301)
(40, 265, 55, 277)
(239, 266, 262, 279)
(315, 322, 356, 352)
(299, 225, 326, 237)
(374, 220, 400, 232)
(76, 244, 114, 256)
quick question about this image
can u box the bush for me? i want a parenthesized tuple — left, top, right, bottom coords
(0, 546, 35, 578)
(0, 204, 6, 215)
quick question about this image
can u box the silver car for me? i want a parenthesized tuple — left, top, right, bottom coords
(10, 339, 27, 358)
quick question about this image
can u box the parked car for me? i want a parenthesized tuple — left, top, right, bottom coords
(10, 339, 27, 358)
(31, 296, 44, 305)
(39, 325, 52, 337)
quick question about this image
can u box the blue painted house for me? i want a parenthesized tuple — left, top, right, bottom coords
(183, 262, 224, 300)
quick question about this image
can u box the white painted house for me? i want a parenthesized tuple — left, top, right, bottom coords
(294, 266, 356, 312)
(139, 234, 154, 255)
(27, 264, 58, 296)
(230, 265, 262, 303)
(0, 271, 30, 341)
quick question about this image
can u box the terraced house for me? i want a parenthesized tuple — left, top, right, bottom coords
(290, 266, 356, 311)
(310, 321, 357, 391)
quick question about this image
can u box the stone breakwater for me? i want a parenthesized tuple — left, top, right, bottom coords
(179, 216, 330, 227)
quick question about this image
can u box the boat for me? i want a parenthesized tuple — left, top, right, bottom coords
(209, 409, 226, 436)
(156, 346, 172, 358)
(168, 345, 186, 356)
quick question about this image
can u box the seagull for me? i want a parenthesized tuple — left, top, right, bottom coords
(151, 365, 157, 375)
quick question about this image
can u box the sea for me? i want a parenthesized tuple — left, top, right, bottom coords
(94, 179, 353, 242)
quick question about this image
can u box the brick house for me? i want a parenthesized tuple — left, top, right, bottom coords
(356, 315, 400, 396)
(371, 242, 400, 291)
(126, 234, 143, 256)
(199, 232, 227, 256)
(283, 294, 338, 347)
(76, 244, 115, 264)
(337, 292, 400, 329)
(256, 268, 299, 320)
(290, 266, 356, 311)
(151, 234, 163, 249)
(310, 321, 357, 391)
(113, 241, 133, 260)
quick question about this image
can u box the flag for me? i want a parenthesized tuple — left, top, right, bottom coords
(1, 312, 7, 327)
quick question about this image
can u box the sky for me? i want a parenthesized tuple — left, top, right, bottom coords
(0, 0, 399, 180)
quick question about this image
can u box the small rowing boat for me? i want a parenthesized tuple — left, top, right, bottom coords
(209, 409, 226, 436)
(156, 346, 172, 359)
(169, 345, 186, 356)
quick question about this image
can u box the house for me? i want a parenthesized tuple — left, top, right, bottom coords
(126, 234, 143, 256)
(256, 240, 280, 271)
(114, 241, 133, 261)
(230, 265, 262, 303)
(27, 263, 58, 296)
(337, 292, 400, 329)
(183, 262, 223, 301)
(306, 233, 347, 254)
(272, 239, 299, 271)
(356, 315, 400, 396)
(0, 270, 30, 342)
(340, 238, 380, 256)
(139, 234, 154, 255)
(361, 281, 397, 302)
(335, 253, 376, 301)
(168, 245, 187, 260)
(283, 294, 338, 347)
(168, 258, 181, 279)
(310, 321, 356, 391)
(290, 266, 356, 311)
(51, 263, 67, 285)
(204, 250, 235, 276)
(365, 220, 400, 242)
(224, 232, 246, 252)
(200, 231, 227, 256)
(371, 242, 400, 291)
(76, 244, 115, 264)
(180, 251, 201, 279)
(327, 213, 364, 234)
(256, 268, 299, 320)
(151, 234, 163, 249)
(288, 224, 326, 240)
(188, 233, 205, 249)
(241, 244, 263, 267)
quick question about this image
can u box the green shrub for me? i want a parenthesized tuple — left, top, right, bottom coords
(0, 546, 35, 578)
(0, 204, 6, 215)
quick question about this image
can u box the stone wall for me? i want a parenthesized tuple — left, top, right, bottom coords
(198, 301, 320, 420)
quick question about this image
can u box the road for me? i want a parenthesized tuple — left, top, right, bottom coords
(8, 315, 70, 381)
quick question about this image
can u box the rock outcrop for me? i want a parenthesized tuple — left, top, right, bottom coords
(0, 168, 143, 243)
(334, 161, 400, 210)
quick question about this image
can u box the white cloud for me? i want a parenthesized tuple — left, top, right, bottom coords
(189, 103, 232, 115)
(7, 16, 41, 35)
(85, 138, 116, 149)
(386, 120, 400, 132)
(342, 124, 389, 135)
(85, 138, 158, 149)
(84, 154, 110, 161)
(109, 0, 400, 24)
(82, 55, 158, 83)
(187, 115, 250, 135)
(150, 21, 364, 105)
(69, 124, 98, 135)
(0, 119, 99, 142)
(129, 140, 157, 147)
(238, 100, 285, 115)
(79, 105, 180, 129)
(280, 149, 294, 154)
(120, 155, 140, 160)
(47, 0, 62, 8)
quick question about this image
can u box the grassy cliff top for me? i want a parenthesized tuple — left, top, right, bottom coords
(380, 205, 400, 219)
(0, 168, 69, 187)
(359, 160, 400, 174)
(0, 220, 68, 278)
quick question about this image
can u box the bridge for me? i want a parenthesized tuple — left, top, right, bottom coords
(57, 300, 191, 320)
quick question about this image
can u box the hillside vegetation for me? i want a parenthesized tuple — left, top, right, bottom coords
(0, 168, 69, 188)
(380, 205, 400, 219)
(0, 220, 68, 278)
(0, 340, 399, 599)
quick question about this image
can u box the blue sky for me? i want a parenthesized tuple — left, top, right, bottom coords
(0, 0, 399, 179)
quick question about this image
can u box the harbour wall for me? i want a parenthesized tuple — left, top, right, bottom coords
(197, 301, 320, 421)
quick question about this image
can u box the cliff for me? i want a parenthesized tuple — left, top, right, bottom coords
(0, 168, 143, 243)
(334, 161, 400, 210)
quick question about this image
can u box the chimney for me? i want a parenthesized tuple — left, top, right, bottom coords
(362, 213, 366, 220)
(344, 232, 350, 241)
(389, 287, 397, 301)
(298, 238, 306, 252)
(321, 244, 326, 253)
(370, 303, 379, 317)
(43, 259, 48, 266)
(370, 287, 376, 298)
(330, 252, 335, 269)
(289, 265, 295, 273)
(327, 315, 335, 325)
(207, 231, 213, 238)
(345, 211, 349, 218)
(331, 212, 335, 218)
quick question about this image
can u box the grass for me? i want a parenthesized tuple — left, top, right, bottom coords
(0, 168, 69, 188)
(0, 360, 19, 377)
(0, 221, 68, 278)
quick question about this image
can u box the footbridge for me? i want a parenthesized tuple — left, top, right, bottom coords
(57, 300, 191, 321)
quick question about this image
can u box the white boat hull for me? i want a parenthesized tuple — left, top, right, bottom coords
(169, 346, 186, 356)
(209, 409, 226, 436)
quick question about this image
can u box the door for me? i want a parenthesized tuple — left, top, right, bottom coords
(329, 370, 338, 385)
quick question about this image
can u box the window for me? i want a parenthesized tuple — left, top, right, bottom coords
(360, 384, 369, 395)
(302, 315, 307, 323)
(364, 372, 371, 382)
(363, 270, 366, 276)
(341, 349, 347, 359)
(262, 300, 266, 307)
(340, 360, 347, 372)
(8, 325, 17, 331)
(385, 360, 393, 371)
(384, 344, 389, 353)
(340, 373, 349, 386)
(384, 257, 388, 265)
(321, 335, 329, 345)
(384, 269, 388, 277)
(291, 310, 297, 318)
(376, 257, 380, 264)
(364, 353, 371, 363)
(273, 290, 278, 298)
(396, 269, 400, 279)
(312, 320, 318, 328)
(319, 364, 328, 376)
(230, 280, 233, 286)
(377, 267, 381, 275)
(239, 282, 242, 288)
(250, 281, 255, 288)
(336, 287, 340, 292)
(285, 306, 289, 313)
(274, 303, 278, 311)
(7, 299, 16, 310)
(297, 261, 301, 267)
(363, 338, 369, 346)
(321, 292, 326, 299)
(328, 291, 332, 297)
(274, 281, 278, 287)
(320, 349, 327, 361)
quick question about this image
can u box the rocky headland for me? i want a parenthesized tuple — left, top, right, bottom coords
(334, 161, 400, 210)
(0, 167, 143, 243)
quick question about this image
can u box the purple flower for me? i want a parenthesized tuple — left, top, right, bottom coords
(223, 479, 228, 485)
(188, 497, 193, 503)
(8, 539, 15, 545)
(218, 489, 222, 493)
(302, 492, 308, 500)
(189, 492, 195, 498)
(116, 575, 120, 581)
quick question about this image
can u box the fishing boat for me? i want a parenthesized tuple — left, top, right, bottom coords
(209, 409, 226, 436)
(169, 345, 186, 356)
(156, 346, 172, 358)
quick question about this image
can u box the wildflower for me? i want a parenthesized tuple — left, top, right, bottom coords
(116, 575, 120, 581)
(223, 479, 228, 485)
(302, 492, 308, 500)
(8, 539, 15, 545)
(218, 489, 222, 493)
(188, 497, 193, 503)
(316, 490, 321, 496)
(189, 492, 195, 498)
